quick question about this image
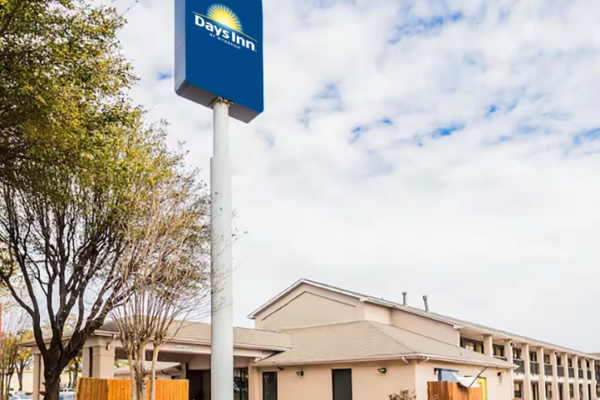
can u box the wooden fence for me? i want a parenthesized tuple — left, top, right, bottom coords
(76, 378, 189, 400)
(428, 381, 484, 400)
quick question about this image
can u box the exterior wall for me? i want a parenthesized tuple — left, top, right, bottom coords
(415, 361, 512, 400)
(391, 309, 460, 346)
(254, 284, 363, 330)
(5, 370, 68, 394)
(363, 303, 392, 325)
(256, 361, 416, 400)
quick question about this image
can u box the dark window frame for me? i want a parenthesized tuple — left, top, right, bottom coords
(332, 369, 353, 400)
(437, 368, 459, 382)
(530, 352, 538, 362)
(514, 348, 523, 360)
(515, 382, 523, 398)
(263, 371, 278, 400)
(234, 368, 249, 400)
(460, 338, 484, 354)
(493, 345, 505, 357)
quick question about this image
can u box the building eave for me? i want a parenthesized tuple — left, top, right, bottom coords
(19, 329, 291, 352)
(253, 353, 515, 369)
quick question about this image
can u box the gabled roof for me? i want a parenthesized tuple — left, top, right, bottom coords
(254, 320, 514, 368)
(250, 279, 600, 360)
(248, 279, 460, 328)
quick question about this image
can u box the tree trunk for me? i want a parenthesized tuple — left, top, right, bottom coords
(133, 345, 147, 400)
(68, 369, 73, 388)
(149, 345, 160, 400)
(17, 369, 23, 392)
(43, 373, 61, 400)
(73, 363, 79, 389)
(6, 372, 14, 398)
(127, 351, 136, 400)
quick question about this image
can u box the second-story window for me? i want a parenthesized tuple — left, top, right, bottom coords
(586, 360, 590, 369)
(514, 348, 523, 360)
(461, 338, 484, 354)
(557, 356, 562, 366)
(578, 360, 582, 369)
(544, 354, 551, 364)
(530, 352, 538, 362)
(568, 359, 573, 368)
(494, 345, 505, 357)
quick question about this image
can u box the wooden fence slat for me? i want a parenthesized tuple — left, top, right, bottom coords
(428, 381, 484, 400)
(75, 378, 188, 400)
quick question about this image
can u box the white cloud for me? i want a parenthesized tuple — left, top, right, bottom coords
(112, 0, 600, 351)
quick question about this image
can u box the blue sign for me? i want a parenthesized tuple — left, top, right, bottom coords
(175, 0, 264, 123)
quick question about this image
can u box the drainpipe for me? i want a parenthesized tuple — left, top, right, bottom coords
(402, 292, 407, 306)
(423, 295, 429, 312)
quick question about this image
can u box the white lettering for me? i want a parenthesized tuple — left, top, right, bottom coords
(194, 14, 257, 52)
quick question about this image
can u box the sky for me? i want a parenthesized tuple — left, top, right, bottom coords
(111, 0, 600, 351)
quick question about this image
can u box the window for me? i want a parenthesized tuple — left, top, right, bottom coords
(557, 356, 562, 366)
(559, 383, 564, 400)
(437, 369, 459, 382)
(263, 372, 277, 400)
(569, 384, 574, 399)
(494, 345, 505, 357)
(579, 385, 584, 399)
(568, 359, 573, 368)
(578, 361, 582, 369)
(544, 354, 551, 364)
(546, 383, 553, 399)
(234, 368, 249, 400)
(332, 369, 353, 400)
(461, 338, 484, 354)
(532, 383, 540, 400)
(514, 348, 523, 360)
(587, 360, 590, 369)
(596, 385, 600, 398)
(530, 352, 538, 362)
(515, 382, 523, 398)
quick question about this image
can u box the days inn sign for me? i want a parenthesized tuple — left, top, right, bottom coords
(175, 0, 264, 123)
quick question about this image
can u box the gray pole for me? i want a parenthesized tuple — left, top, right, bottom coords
(211, 97, 234, 400)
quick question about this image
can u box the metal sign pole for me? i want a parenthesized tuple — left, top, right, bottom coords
(211, 97, 234, 400)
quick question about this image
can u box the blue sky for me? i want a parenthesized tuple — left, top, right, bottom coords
(113, 0, 600, 351)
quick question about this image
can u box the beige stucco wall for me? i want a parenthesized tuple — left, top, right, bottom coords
(254, 284, 363, 330)
(391, 309, 460, 346)
(256, 361, 416, 400)
(255, 360, 510, 400)
(415, 361, 512, 400)
(363, 303, 392, 325)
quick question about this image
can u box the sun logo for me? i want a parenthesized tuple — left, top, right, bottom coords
(207, 4, 243, 33)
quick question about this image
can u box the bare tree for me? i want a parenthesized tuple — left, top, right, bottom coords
(111, 168, 211, 400)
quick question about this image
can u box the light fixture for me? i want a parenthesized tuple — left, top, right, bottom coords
(296, 371, 304, 377)
(378, 367, 387, 374)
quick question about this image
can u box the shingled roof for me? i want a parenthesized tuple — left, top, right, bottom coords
(254, 320, 514, 368)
